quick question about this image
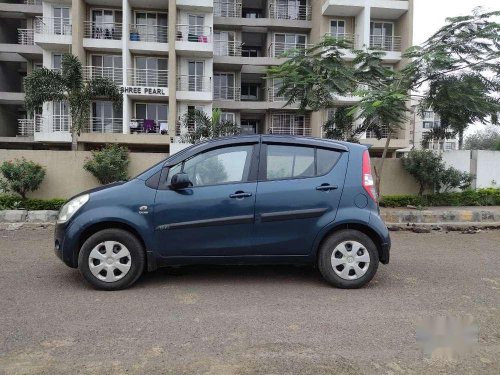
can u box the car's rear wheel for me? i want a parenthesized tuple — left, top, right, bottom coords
(78, 229, 145, 290)
(318, 229, 379, 289)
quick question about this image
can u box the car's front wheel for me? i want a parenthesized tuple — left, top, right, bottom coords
(78, 229, 145, 290)
(318, 229, 379, 289)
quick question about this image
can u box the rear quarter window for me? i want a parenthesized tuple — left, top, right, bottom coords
(317, 148, 342, 175)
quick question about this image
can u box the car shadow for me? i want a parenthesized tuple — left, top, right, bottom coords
(135, 264, 329, 289)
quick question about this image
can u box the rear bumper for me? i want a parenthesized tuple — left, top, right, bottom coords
(369, 212, 391, 264)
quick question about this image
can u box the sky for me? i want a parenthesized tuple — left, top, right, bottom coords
(412, 0, 499, 135)
(413, 0, 499, 44)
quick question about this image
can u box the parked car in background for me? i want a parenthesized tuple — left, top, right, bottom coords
(54, 135, 390, 290)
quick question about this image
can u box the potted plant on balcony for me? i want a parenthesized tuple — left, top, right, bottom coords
(24, 53, 122, 151)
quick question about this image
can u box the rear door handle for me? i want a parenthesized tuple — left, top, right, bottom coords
(316, 184, 338, 191)
(229, 191, 253, 199)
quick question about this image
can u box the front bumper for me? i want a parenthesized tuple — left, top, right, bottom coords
(54, 221, 80, 268)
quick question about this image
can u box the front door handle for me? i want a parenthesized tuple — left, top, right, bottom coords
(316, 184, 338, 191)
(229, 191, 253, 199)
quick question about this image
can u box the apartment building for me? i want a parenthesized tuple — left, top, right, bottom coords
(0, 0, 413, 153)
(410, 103, 459, 151)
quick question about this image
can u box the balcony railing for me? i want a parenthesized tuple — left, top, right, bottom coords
(324, 32, 356, 46)
(36, 115, 71, 133)
(176, 25, 212, 43)
(24, 0, 42, 5)
(18, 29, 34, 45)
(83, 66, 123, 85)
(214, 40, 242, 56)
(267, 86, 287, 102)
(17, 119, 38, 136)
(214, 85, 241, 100)
(269, 2, 311, 21)
(83, 118, 123, 134)
(129, 119, 168, 134)
(270, 113, 311, 136)
(130, 24, 168, 43)
(268, 42, 310, 58)
(34, 17, 71, 35)
(128, 69, 168, 87)
(214, 0, 242, 17)
(177, 75, 212, 92)
(84, 21, 122, 40)
(369, 35, 402, 52)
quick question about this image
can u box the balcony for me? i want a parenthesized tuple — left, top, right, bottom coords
(0, 1, 42, 17)
(270, 112, 311, 136)
(84, 21, 122, 40)
(129, 24, 168, 55)
(127, 69, 168, 88)
(34, 17, 71, 48)
(268, 1, 311, 21)
(214, 40, 242, 56)
(176, 75, 212, 102)
(213, 85, 240, 101)
(31, 115, 71, 142)
(214, 0, 241, 17)
(18, 119, 37, 137)
(369, 35, 401, 51)
(128, 119, 168, 135)
(18, 29, 34, 45)
(175, 25, 213, 57)
(83, 118, 123, 134)
(268, 42, 311, 58)
(83, 66, 123, 85)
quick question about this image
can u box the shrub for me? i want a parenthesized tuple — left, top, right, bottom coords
(83, 144, 130, 185)
(380, 188, 500, 207)
(0, 158, 46, 199)
(402, 150, 474, 195)
(0, 195, 65, 210)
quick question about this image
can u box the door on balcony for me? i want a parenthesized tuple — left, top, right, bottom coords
(135, 57, 168, 87)
(188, 15, 205, 40)
(52, 101, 69, 132)
(241, 120, 258, 134)
(270, 112, 307, 135)
(214, 31, 235, 56)
(276, 0, 307, 20)
(370, 21, 394, 50)
(273, 33, 306, 56)
(91, 9, 122, 39)
(213, 73, 235, 100)
(53, 7, 70, 35)
(188, 61, 204, 91)
(135, 12, 168, 43)
(135, 103, 168, 133)
(91, 54, 122, 84)
(92, 101, 122, 133)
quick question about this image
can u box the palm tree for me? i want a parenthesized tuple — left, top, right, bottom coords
(180, 108, 240, 144)
(24, 54, 122, 151)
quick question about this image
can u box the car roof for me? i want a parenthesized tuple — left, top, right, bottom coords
(165, 135, 361, 167)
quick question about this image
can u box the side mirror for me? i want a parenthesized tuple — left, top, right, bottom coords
(170, 172, 192, 190)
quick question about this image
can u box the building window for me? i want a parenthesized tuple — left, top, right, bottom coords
(90, 9, 122, 39)
(53, 53, 62, 70)
(330, 19, 346, 37)
(241, 83, 260, 101)
(220, 112, 236, 123)
(90, 54, 123, 84)
(273, 33, 307, 56)
(213, 73, 235, 100)
(270, 112, 310, 136)
(134, 57, 168, 87)
(134, 12, 168, 43)
(53, 6, 70, 35)
(133, 103, 168, 133)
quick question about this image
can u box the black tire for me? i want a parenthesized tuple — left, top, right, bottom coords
(318, 229, 379, 289)
(78, 229, 145, 290)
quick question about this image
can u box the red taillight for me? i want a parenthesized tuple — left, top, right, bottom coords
(362, 150, 377, 202)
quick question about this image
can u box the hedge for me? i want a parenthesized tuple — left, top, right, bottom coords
(380, 188, 500, 208)
(0, 195, 65, 211)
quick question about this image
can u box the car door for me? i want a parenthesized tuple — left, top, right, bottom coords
(153, 141, 259, 257)
(252, 140, 348, 255)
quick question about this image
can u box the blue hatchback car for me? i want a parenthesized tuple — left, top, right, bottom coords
(54, 135, 390, 290)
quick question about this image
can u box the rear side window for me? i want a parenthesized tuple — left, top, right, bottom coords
(266, 145, 315, 179)
(317, 148, 342, 175)
(265, 145, 341, 181)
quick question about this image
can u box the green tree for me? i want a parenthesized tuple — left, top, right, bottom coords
(464, 126, 500, 150)
(24, 54, 122, 151)
(0, 158, 46, 199)
(268, 9, 500, 196)
(83, 144, 130, 185)
(323, 106, 361, 142)
(181, 108, 240, 143)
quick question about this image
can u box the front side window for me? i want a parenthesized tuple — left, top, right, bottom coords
(168, 145, 254, 187)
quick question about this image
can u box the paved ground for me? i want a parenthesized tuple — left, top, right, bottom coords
(0, 226, 499, 375)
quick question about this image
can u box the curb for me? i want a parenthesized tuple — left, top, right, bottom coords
(380, 208, 500, 224)
(0, 210, 58, 223)
(386, 222, 500, 233)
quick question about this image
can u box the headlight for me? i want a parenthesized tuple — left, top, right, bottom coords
(57, 194, 90, 224)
